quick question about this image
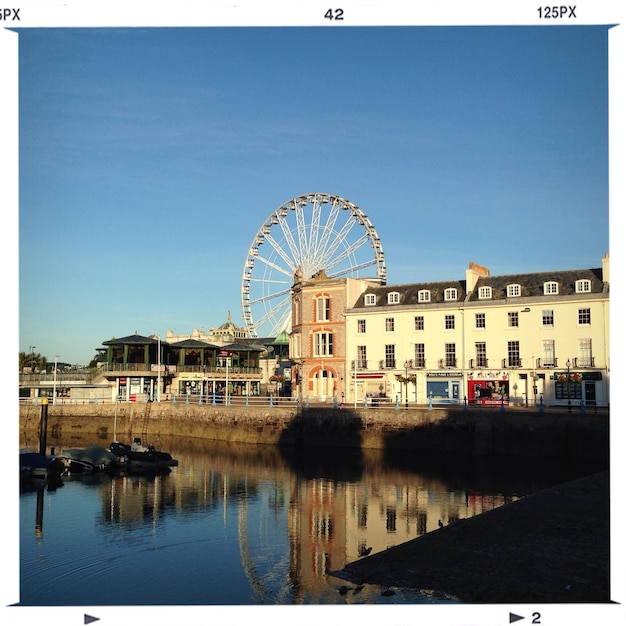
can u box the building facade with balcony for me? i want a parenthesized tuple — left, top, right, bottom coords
(343, 255, 609, 408)
(97, 332, 268, 401)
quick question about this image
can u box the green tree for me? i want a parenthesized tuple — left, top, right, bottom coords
(19, 351, 47, 372)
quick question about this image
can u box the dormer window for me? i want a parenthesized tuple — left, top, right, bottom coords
(543, 281, 559, 295)
(478, 286, 492, 300)
(576, 279, 591, 293)
(418, 289, 431, 303)
(444, 288, 458, 301)
(507, 284, 521, 297)
(387, 291, 400, 304)
(364, 294, 376, 306)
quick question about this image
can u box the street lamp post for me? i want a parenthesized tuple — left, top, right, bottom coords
(354, 357, 357, 409)
(566, 359, 571, 413)
(226, 355, 230, 405)
(53, 355, 59, 405)
(520, 307, 531, 407)
(404, 360, 410, 409)
(28, 346, 36, 371)
(157, 335, 161, 402)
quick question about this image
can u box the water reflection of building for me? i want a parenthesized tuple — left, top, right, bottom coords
(285, 471, 520, 599)
(87, 440, 520, 602)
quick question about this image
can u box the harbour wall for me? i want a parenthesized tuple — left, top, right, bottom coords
(19, 402, 609, 462)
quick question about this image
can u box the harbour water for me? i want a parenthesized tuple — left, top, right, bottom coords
(19, 434, 599, 606)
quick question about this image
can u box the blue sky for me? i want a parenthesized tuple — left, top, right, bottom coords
(16, 25, 610, 365)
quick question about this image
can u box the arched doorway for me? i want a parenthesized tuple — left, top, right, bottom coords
(311, 367, 336, 402)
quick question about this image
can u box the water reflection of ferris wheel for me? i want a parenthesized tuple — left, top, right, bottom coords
(241, 193, 387, 338)
(237, 483, 292, 603)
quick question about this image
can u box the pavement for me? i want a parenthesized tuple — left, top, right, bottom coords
(332, 470, 610, 603)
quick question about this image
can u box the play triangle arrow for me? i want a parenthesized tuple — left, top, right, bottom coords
(84, 615, 100, 625)
(509, 613, 525, 624)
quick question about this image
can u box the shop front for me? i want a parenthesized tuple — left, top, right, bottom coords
(467, 373, 510, 406)
(117, 376, 157, 402)
(426, 373, 462, 404)
(552, 371, 602, 407)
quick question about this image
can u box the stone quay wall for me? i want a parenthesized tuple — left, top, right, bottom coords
(19, 401, 609, 462)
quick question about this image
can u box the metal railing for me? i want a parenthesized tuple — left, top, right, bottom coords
(19, 372, 94, 383)
(98, 363, 262, 375)
(20, 394, 302, 407)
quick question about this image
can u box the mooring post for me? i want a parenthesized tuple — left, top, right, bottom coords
(39, 398, 49, 456)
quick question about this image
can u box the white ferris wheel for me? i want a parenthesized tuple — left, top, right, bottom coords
(241, 192, 387, 338)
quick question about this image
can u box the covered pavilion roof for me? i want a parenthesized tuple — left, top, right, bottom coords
(168, 339, 220, 349)
(102, 333, 161, 346)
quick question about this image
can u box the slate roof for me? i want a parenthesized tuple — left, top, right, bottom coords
(168, 339, 220, 349)
(351, 267, 606, 309)
(222, 342, 264, 353)
(102, 333, 160, 346)
(468, 267, 605, 301)
(351, 280, 467, 308)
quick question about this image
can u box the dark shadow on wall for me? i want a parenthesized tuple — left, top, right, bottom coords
(276, 405, 609, 490)
(378, 409, 609, 495)
(277, 407, 365, 481)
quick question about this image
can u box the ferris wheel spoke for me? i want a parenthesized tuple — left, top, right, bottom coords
(328, 257, 378, 278)
(253, 252, 295, 278)
(317, 218, 360, 268)
(248, 286, 292, 306)
(311, 200, 342, 263)
(270, 304, 293, 336)
(324, 234, 370, 272)
(251, 293, 292, 332)
(273, 213, 302, 268)
(294, 202, 311, 270)
(248, 276, 292, 287)
(308, 198, 323, 263)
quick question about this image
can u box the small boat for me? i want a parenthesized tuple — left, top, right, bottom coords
(109, 438, 178, 471)
(20, 451, 49, 481)
(60, 446, 120, 474)
(19, 450, 67, 483)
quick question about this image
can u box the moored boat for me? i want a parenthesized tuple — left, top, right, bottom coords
(20, 451, 49, 481)
(60, 446, 120, 474)
(19, 450, 67, 483)
(109, 438, 178, 471)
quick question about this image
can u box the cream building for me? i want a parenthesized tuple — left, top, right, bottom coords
(341, 255, 609, 408)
